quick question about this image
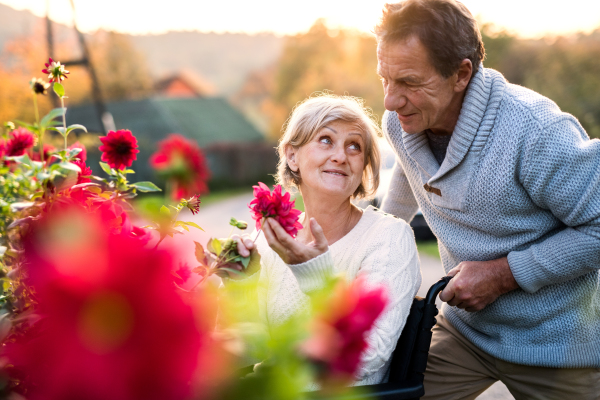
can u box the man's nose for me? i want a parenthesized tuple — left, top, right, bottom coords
(384, 85, 408, 112)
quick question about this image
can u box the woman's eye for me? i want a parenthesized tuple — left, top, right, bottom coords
(348, 143, 361, 151)
(319, 137, 332, 145)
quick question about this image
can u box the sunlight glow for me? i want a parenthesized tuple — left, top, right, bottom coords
(1, 0, 599, 37)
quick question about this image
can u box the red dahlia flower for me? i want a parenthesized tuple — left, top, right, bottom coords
(301, 277, 388, 383)
(5, 127, 35, 157)
(248, 182, 302, 237)
(42, 57, 70, 83)
(72, 159, 93, 184)
(149, 134, 210, 200)
(6, 209, 205, 400)
(99, 129, 139, 170)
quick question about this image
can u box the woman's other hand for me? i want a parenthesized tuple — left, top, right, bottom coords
(262, 217, 328, 265)
(215, 234, 261, 280)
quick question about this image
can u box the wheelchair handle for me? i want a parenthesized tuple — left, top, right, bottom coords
(425, 275, 453, 305)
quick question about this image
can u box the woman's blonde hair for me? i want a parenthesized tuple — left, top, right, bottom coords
(276, 93, 381, 199)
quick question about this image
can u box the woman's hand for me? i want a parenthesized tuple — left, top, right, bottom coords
(262, 217, 328, 265)
(215, 234, 261, 280)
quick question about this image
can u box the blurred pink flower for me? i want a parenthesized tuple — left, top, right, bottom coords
(30, 143, 56, 162)
(99, 130, 139, 170)
(149, 134, 210, 200)
(70, 141, 88, 162)
(248, 182, 302, 237)
(301, 278, 388, 384)
(6, 209, 204, 400)
(6, 127, 35, 157)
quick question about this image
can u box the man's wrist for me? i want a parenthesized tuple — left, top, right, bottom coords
(499, 257, 520, 293)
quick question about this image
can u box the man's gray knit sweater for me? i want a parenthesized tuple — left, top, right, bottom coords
(381, 66, 600, 368)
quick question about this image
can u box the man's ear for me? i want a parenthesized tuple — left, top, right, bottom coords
(454, 59, 473, 93)
(285, 145, 299, 172)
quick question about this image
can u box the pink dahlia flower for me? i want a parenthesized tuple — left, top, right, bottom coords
(248, 182, 302, 237)
(99, 129, 139, 170)
(149, 134, 210, 200)
(5, 127, 35, 157)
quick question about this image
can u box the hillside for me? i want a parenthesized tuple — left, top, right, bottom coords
(0, 3, 284, 95)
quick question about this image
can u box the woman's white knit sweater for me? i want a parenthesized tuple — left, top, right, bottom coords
(250, 205, 421, 386)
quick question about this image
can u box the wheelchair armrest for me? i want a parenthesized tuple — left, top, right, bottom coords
(309, 380, 424, 400)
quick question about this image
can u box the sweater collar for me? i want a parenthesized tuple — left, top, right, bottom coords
(401, 66, 506, 180)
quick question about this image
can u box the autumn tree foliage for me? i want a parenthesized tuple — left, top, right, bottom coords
(0, 29, 152, 127)
(236, 20, 600, 141)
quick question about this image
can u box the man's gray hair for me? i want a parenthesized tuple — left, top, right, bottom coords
(375, 0, 485, 77)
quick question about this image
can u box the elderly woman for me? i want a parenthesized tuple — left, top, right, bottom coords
(227, 94, 421, 386)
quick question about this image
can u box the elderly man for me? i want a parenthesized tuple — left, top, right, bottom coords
(376, 0, 600, 398)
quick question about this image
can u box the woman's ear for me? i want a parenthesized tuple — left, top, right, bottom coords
(285, 145, 299, 172)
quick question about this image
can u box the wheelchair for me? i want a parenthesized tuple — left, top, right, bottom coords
(314, 276, 452, 400)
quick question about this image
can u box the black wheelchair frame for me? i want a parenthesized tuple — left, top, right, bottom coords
(314, 276, 452, 400)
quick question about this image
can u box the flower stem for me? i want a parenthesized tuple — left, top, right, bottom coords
(33, 94, 43, 161)
(60, 97, 67, 150)
(153, 236, 166, 250)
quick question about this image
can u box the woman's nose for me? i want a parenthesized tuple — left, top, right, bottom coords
(330, 145, 347, 163)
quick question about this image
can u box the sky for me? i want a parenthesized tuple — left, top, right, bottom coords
(2, 0, 599, 38)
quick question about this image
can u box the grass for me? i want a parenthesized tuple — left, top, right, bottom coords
(416, 240, 440, 259)
(199, 187, 252, 207)
(133, 187, 252, 218)
(292, 194, 305, 213)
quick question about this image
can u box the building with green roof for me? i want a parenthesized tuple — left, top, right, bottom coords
(67, 97, 277, 186)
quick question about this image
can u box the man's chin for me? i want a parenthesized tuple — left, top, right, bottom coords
(397, 119, 423, 135)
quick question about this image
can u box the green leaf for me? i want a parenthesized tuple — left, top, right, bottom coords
(47, 126, 67, 137)
(182, 221, 204, 231)
(6, 154, 33, 167)
(66, 124, 87, 135)
(218, 267, 245, 277)
(131, 181, 161, 192)
(57, 162, 81, 173)
(99, 162, 114, 176)
(15, 120, 38, 132)
(211, 238, 222, 256)
(194, 241, 207, 265)
(124, 169, 135, 174)
(53, 82, 65, 97)
(159, 205, 171, 217)
(30, 192, 44, 200)
(40, 107, 66, 128)
(241, 256, 251, 269)
(67, 148, 82, 158)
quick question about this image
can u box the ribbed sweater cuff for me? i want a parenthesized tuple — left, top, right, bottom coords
(221, 271, 260, 305)
(507, 248, 543, 293)
(288, 250, 334, 294)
